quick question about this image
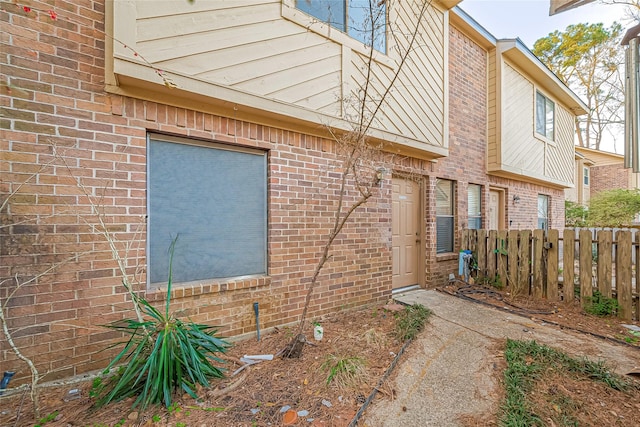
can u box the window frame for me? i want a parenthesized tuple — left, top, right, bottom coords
(467, 183, 482, 230)
(436, 179, 455, 254)
(284, 0, 391, 63)
(146, 133, 268, 288)
(535, 90, 555, 142)
(583, 166, 590, 186)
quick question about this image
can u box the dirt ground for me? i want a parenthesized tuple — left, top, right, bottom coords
(1, 286, 639, 427)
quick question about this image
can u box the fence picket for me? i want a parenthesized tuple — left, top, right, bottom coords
(517, 230, 531, 296)
(488, 230, 497, 280)
(547, 229, 559, 301)
(533, 229, 544, 299)
(563, 229, 575, 303)
(579, 229, 593, 309)
(616, 230, 632, 321)
(508, 230, 518, 292)
(597, 230, 612, 298)
(477, 229, 487, 279)
(497, 230, 508, 288)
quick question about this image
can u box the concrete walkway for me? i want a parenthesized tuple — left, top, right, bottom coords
(361, 289, 639, 427)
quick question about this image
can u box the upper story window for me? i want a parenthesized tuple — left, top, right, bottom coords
(583, 166, 590, 186)
(535, 91, 555, 141)
(295, 0, 387, 53)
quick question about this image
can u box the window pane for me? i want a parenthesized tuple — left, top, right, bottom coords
(537, 194, 549, 230)
(545, 97, 555, 140)
(536, 92, 546, 135)
(295, 0, 345, 30)
(436, 179, 452, 216)
(148, 138, 267, 285)
(468, 184, 481, 216)
(295, 0, 386, 52)
(436, 216, 454, 253)
(583, 167, 589, 185)
(347, 0, 386, 52)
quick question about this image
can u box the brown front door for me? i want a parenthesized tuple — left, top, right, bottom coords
(392, 178, 420, 288)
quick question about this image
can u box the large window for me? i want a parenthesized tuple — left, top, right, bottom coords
(468, 184, 482, 230)
(535, 91, 555, 141)
(147, 135, 267, 286)
(537, 194, 549, 230)
(295, 0, 386, 52)
(436, 179, 455, 253)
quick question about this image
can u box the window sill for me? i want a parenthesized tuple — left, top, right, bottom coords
(436, 252, 459, 262)
(145, 275, 271, 302)
(533, 132, 556, 147)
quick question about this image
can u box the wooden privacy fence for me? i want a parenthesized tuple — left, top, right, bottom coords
(461, 228, 640, 321)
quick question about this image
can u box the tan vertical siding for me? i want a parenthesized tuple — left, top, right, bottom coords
(501, 64, 545, 176)
(545, 105, 575, 183)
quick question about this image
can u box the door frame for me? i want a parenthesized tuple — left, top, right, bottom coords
(391, 175, 425, 289)
(489, 187, 506, 230)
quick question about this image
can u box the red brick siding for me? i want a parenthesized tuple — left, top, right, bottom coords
(590, 163, 630, 195)
(0, 0, 433, 384)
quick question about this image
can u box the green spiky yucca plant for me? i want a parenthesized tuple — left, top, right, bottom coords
(93, 239, 230, 409)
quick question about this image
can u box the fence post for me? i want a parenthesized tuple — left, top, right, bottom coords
(517, 230, 531, 296)
(532, 229, 544, 299)
(487, 230, 497, 280)
(547, 229, 559, 301)
(563, 229, 575, 303)
(497, 230, 508, 288)
(616, 230, 632, 321)
(597, 230, 613, 298)
(508, 230, 518, 292)
(579, 229, 593, 308)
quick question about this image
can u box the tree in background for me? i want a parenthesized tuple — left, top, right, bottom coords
(587, 189, 640, 227)
(602, 0, 640, 21)
(533, 22, 624, 150)
(565, 200, 589, 227)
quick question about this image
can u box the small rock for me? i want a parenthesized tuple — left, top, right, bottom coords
(128, 412, 138, 421)
(321, 399, 332, 407)
(307, 418, 314, 422)
(280, 405, 291, 413)
(338, 396, 343, 402)
(297, 410, 309, 417)
(251, 408, 260, 415)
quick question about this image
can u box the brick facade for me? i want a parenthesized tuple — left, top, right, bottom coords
(1, 3, 567, 384)
(590, 163, 631, 195)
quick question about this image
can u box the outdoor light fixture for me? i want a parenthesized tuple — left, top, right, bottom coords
(513, 195, 520, 205)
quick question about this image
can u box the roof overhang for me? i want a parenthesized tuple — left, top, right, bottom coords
(434, 0, 464, 10)
(549, 0, 596, 15)
(497, 39, 588, 116)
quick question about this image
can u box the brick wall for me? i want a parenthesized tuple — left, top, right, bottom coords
(1, 1, 420, 384)
(590, 163, 630, 195)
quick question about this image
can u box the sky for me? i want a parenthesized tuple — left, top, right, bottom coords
(459, 0, 627, 49)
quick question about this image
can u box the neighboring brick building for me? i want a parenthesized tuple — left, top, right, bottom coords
(1, 1, 584, 384)
(570, 146, 640, 202)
